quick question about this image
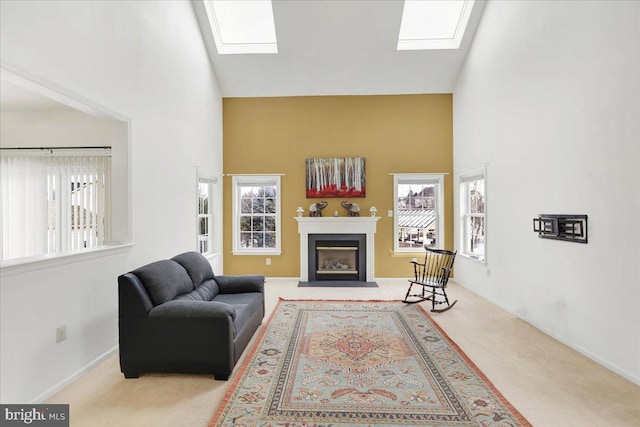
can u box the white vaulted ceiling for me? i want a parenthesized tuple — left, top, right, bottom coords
(192, 0, 487, 98)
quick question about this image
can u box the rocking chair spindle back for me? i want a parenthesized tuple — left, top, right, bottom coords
(403, 247, 457, 312)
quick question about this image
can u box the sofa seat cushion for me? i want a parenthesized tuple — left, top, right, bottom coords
(149, 300, 236, 319)
(133, 260, 194, 306)
(213, 292, 263, 315)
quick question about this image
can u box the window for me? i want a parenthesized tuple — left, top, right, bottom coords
(459, 169, 485, 261)
(232, 175, 281, 255)
(393, 174, 444, 252)
(397, 0, 476, 50)
(1, 148, 111, 261)
(197, 172, 218, 255)
(203, 0, 278, 54)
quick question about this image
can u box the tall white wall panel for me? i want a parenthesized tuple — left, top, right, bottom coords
(453, 1, 639, 384)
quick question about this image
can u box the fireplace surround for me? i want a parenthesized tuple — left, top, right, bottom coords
(295, 217, 379, 282)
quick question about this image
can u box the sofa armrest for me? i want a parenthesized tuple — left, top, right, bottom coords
(119, 273, 155, 317)
(149, 300, 236, 319)
(215, 275, 265, 294)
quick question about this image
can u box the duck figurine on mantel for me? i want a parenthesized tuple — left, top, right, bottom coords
(309, 201, 328, 217)
(341, 200, 360, 217)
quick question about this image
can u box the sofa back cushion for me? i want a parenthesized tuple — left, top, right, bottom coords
(172, 252, 215, 286)
(133, 260, 194, 306)
(174, 279, 219, 302)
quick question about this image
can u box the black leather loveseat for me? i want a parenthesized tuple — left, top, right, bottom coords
(118, 251, 264, 380)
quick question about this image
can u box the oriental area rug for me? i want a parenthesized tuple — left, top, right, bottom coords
(209, 300, 531, 427)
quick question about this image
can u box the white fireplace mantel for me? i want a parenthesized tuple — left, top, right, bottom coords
(295, 216, 380, 281)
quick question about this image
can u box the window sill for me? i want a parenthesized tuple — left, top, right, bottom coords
(390, 250, 426, 258)
(201, 252, 222, 260)
(458, 253, 486, 264)
(0, 243, 134, 277)
(232, 250, 282, 256)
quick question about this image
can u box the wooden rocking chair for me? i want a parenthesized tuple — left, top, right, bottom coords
(403, 247, 457, 312)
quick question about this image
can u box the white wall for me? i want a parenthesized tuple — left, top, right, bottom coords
(0, 1, 223, 403)
(1, 109, 120, 147)
(453, 1, 640, 384)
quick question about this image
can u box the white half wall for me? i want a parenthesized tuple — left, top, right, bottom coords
(0, 1, 223, 403)
(453, 1, 640, 384)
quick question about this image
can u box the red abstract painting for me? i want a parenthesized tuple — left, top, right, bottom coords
(306, 157, 366, 198)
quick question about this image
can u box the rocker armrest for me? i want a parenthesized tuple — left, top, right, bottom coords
(149, 300, 236, 320)
(409, 261, 425, 267)
(215, 275, 265, 294)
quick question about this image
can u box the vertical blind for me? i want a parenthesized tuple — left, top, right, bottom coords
(1, 150, 111, 261)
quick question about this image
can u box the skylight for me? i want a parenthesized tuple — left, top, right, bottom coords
(397, 0, 475, 50)
(203, 0, 278, 55)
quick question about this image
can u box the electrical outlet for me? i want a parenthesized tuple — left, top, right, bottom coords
(266, 258, 271, 266)
(388, 210, 393, 217)
(56, 326, 67, 343)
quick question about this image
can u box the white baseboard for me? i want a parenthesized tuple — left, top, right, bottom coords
(32, 345, 119, 404)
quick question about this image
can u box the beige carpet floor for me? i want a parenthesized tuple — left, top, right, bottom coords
(46, 279, 640, 427)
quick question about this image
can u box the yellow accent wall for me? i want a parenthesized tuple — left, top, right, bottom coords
(223, 95, 453, 278)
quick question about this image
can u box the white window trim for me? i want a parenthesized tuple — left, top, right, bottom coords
(196, 168, 221, 258)
(456, 166, 487, 263)
(231, 174, 282, 256)
(392, 173, 445, 253)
